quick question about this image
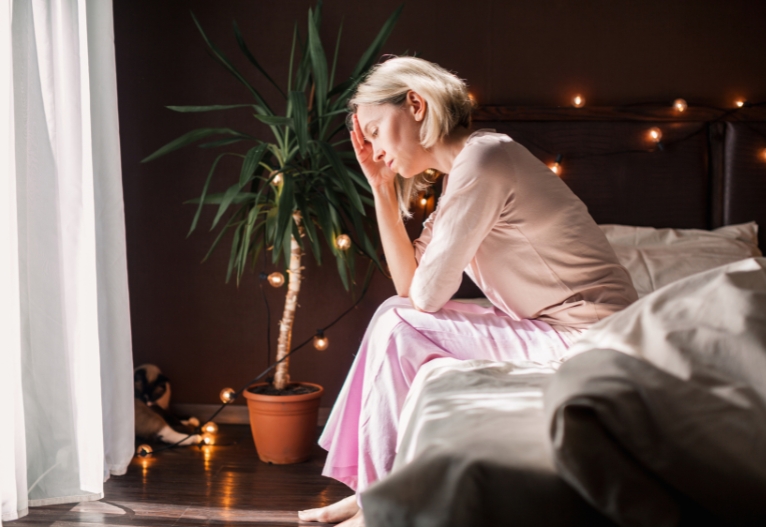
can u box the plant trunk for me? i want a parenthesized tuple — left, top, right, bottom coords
(273, 214, 303, 390)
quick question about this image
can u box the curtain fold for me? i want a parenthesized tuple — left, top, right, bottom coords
(2, 0, 134, 522)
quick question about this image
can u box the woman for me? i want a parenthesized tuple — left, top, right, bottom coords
(299, 57, 637, 526)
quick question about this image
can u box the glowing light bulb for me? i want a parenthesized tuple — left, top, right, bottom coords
(202, 422, 218, 434)
(267, 272, 285, 287)
(313, 333, 329, 351)
(335, 234, 351, 251)
(548, 154, 563, 176)
(201, 433, 215, 445)
(648, 127, 663, 143)
(673, 99, 688, 112)
(420, 196, 428, 206)
(735, 99, 746, 108)
(761, 148, 766, 162)
(220, 388, 236, 403)
(137, 444, 153, 457)
(468, 92, 477, 106)
(271, 173, 283, 185)
(572, 95, 585, 108)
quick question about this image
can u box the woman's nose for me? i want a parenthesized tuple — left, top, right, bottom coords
(373, 146, 385, 162)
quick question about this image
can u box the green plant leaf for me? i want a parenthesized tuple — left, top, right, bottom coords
(212, 182, 249, 230)
(185, 191, 258, 205)
(265, 206, 278, 246)
(351, 4, 404, 79)
(142, 128, 252, 162)
(166, 104, 255, 113)
(191, 12, 273, 115)
(254, 114, 294, 126)
(336, 250, 349, 290)
(307, 6, 328, 116)
(226, 223, 243, 283)
(328, 77, 353, 98)
(239, 144, 269, 186)
(232, 20, 286, 99)
(289, 91, 309, 155)
(188, 152, 238, 235)
(281, 220, 293, 266)
(346, 168, 372, 192)
(329, 19, 343, 88)
(294, 28, 311, 92)
(317, 141, 365, 214)
(273, 171, 295, 260)
(198, 137, 248, 149)
(207, 144, 268, 229)
(202, 208, 244, 263)
(238, 204, 260, 280)
(287, 23, 298, 92)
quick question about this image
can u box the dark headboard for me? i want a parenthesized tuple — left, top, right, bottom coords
(471, 105, 766, 248)
(448, 105, 765, 298)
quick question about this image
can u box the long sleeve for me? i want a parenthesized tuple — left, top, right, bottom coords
(410, 145, 512, 312)
(407, 130, 637, 328)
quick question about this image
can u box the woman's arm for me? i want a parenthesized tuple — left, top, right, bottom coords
(350, 115, 418, 299)
(372, 181, 417, 297)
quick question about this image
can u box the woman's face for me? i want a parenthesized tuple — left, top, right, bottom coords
(355, 92, 430, 178)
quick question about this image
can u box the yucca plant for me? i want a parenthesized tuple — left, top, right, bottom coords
(143, 2, 402, 391)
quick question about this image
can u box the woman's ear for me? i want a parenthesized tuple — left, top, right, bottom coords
(406, 90, 427, 122)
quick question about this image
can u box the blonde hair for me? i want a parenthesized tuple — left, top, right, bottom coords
(348, 56, 473, 217)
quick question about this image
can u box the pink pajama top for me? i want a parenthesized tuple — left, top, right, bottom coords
(411, 129, 638, 329)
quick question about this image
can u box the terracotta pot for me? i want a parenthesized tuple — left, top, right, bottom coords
(243, 382, 324, 464)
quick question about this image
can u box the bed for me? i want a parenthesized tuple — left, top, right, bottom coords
(360, 105, 766, 527)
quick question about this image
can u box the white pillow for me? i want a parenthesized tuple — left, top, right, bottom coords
(600, 222, 762, 298)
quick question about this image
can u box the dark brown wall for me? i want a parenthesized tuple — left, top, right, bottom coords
(115, 0, 766, 407)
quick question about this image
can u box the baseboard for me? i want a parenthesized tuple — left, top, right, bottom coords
(173, 403, 331, 427)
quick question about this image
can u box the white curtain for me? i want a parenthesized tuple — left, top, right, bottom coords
(1, 0, 134, 522)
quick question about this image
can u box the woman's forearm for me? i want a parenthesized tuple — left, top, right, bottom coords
(373, 182, 417, 297)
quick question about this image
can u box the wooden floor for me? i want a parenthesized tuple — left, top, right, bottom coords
(13, 425, 352, 527)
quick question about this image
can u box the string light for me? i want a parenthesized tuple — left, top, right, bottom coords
(146, 97, 766, 464)
(202, 421, 218, 434)
(468, 92, 477, 106)
(219, 387, 236, 403)
(137, 444, 153, 457)
(647, 127, 664, 151)
(335, 234, 351, 251)
(420, 195, 428, 206)
(548, 154, 563, 176)
(267, 272, 285, 287)
(313, 331, 329, 351)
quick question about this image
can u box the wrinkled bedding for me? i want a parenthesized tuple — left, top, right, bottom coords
(362, 258, 766, 527)
(362, 359, 612, 527)
(549, 257, 766, 526)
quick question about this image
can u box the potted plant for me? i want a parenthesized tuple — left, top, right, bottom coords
(142, 2, 401, 463)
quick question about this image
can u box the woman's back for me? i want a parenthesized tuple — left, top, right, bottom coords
(412, 129, 638, 328)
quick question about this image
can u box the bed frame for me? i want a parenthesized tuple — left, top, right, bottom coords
(470, 105, 766, 248)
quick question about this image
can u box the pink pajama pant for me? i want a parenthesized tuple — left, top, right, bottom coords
(318, 296, 582, 494)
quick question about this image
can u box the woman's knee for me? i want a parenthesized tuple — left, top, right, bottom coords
(372, 295, 412, 319)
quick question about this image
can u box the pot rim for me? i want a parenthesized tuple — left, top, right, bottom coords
(242, 381, 324, 403)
